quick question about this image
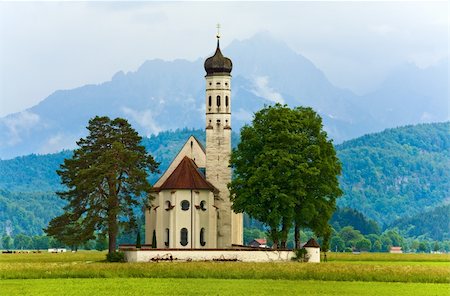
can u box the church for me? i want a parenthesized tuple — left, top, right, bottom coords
(144, 34, 243, 249)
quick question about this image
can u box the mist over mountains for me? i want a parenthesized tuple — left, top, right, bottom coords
(0, 33, 448, 159)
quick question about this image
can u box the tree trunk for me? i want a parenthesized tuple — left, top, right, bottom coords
(108, 231, 117, 254)
(294, 223, 301, 249)
(108, 202, 118, 254)
(280, 219, 289, 249)
(270, 228, 279, 250)
(272, 239, 278, 250)
(108, 202, 118, 253)
(108, 178, 119, 254)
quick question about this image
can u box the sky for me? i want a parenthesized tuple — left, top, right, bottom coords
(0, 1, 448, 117)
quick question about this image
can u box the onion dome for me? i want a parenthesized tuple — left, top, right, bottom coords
(204, 39, 232, 75)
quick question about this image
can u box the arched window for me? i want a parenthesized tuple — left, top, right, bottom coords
(180, 228, 188, 246)
(200, 228, 206, 246)
(181, 200, 190, 211)
(165, 228, 170, 247)
(208, 96, 212, 107)
(165, 200, 172, 211)
(225, 96, 229, 107)
(216, 95, 221, 107)
(200, 200, 206, 211)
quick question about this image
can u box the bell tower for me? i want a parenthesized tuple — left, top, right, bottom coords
(204, 27, 243, 247)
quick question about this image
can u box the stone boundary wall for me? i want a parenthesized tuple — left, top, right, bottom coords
(121, 248, 295, 262)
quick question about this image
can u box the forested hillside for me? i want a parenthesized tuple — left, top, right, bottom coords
(0, 151, 72, 192)
(336, 122, 450, 227)
(0, 189, 64, 235)
(389, 204, 450, 241)
(0, 122, 448, 241)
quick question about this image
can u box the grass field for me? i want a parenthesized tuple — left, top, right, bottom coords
(0, 251, 449, 295)
(1, 278, 448, 296)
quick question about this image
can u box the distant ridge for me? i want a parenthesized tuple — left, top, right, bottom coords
(0, 32, 447, 159)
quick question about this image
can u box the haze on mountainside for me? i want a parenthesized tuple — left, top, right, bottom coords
(0, 33, 447, 160)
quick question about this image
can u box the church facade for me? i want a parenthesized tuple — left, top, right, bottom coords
(144, 36, 243, 249)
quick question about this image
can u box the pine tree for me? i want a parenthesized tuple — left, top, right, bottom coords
(45, 116, 159, 254)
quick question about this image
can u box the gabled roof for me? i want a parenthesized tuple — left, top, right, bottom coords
(253, 239, 267, 245)
(154, 156, 216, 191)
(153, 135, 206, 188)
(304, 238, 320, 248)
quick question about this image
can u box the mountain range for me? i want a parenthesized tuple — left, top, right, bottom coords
(0, 32, 448, 159)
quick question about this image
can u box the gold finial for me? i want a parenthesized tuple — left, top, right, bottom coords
(216, 23, 221, 39)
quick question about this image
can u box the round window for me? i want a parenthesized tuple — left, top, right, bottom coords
(181, 200, 190, 211)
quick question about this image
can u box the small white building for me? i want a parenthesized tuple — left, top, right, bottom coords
(390, 246, 403, 254)
(304, 238, 321, 263)
(47, 248, 66, 253)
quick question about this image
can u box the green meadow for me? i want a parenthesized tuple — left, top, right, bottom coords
(0, 251, 448, 295)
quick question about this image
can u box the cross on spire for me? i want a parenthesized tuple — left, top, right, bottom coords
(216, 23, 221, 39)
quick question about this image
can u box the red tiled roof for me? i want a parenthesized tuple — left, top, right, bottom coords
(304, 238, 320, 248)
(254, 239, 267, 245)
(156, 156, 216, 191)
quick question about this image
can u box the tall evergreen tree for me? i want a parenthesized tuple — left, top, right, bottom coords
(229, 104, 341, 249)
(45, 116, 159, 254)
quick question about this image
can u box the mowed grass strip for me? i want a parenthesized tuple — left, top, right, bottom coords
(1, 261, 448, 283)
(1, 278, 448, 296)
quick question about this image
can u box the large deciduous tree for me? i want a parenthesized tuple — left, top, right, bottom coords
(45, 116, 159, 254)
(229, 104, 342, 249)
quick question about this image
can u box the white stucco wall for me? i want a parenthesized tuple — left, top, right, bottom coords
(123, 249, 295, 262)
(145, 189, 216, 249)
(305, 247, 320, 263)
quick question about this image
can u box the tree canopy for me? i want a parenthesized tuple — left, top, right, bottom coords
(45, 116, 159, 253)
(229, 104, 342, 249)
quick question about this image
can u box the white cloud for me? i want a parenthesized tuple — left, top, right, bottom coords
(121, 107, 162, 136)
(420, 112, 435, 122)
(0, 2, 447, 115)
(407, 52, 448, 69)
(369, 24, 395, 36)
(0, 111, 40, 146)
(251, 76, 284, 104)
(234, 108, 253, 122)
(39, 133, 77, 154)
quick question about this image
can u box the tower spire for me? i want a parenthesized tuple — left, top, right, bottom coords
(216, 23, 221, 48)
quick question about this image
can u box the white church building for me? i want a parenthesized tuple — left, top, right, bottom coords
(144, 35, 243, 249)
